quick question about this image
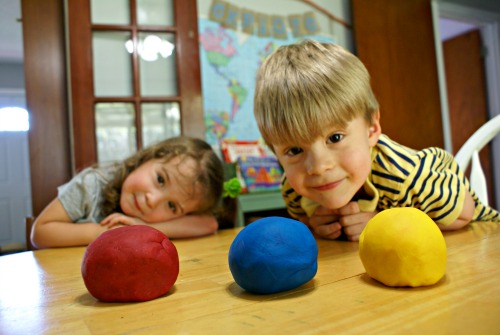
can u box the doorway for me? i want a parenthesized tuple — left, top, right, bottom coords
(0, 0, 32, 250)
(433, 1, 500, 210)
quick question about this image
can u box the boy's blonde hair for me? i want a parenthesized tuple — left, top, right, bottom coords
(254, 39, 379, 149)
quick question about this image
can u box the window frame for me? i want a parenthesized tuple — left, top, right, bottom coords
(66, 0, 203, 170)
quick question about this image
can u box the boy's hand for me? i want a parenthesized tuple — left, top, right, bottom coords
(100, 213, 146, 229)
(307, 202, 378, 241)
(335, 201, 378, 241)
(307, 206, 343, 240)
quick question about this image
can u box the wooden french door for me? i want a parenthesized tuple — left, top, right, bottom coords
(67, 0, 203, 171)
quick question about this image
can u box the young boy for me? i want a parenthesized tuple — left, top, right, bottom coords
(253, 39, 499, 241)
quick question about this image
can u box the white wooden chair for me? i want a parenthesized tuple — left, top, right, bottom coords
(454, 114, 500, 206)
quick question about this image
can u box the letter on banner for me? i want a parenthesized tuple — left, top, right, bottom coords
(209, 0, 226, 24)
(224, 4, 239, 30)
(288, 15, 303, 37)
(257, 14, 271, 37)
(271, 16, 287, 39)
(241, 10, 256, 35)
(303, 12, 319, 35)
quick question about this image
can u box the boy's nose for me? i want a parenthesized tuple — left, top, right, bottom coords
(306, 150, 334, 175)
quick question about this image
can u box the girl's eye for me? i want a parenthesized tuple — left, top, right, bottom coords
(328, 133, 343, 143)
(168, 201, 177, 213)
(285, 147, 303, 156)
(157, 174, 165, 185)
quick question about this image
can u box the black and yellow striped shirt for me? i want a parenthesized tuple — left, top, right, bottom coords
(282, 134, 499, 225)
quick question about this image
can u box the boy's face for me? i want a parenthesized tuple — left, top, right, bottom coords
(120, 156, 202, 223)
(273, 114, 381, 210)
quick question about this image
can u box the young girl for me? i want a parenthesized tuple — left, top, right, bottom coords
(31, 136, 224, 248)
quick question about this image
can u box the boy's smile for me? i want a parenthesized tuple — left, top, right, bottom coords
(312, 179, 343, 191)
(274, 115, 381, 211)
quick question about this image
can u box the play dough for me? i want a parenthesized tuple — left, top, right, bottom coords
(81, 225, 179, 302)
(359, 208, 447, 287)
(228, 216, 318, 294)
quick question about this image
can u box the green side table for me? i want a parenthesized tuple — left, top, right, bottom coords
(235, 191, 286, 227)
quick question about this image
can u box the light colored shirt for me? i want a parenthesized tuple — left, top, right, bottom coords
(58, 165, 116, 223)
(282, 134, 499, 224)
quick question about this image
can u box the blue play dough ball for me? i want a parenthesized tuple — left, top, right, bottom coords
(228, 216, 318, 294)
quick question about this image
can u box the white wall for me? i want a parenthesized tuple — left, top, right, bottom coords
(0, 130, 32, 249)
(0, 62, 24, 89)
(0, 62, 30, 249)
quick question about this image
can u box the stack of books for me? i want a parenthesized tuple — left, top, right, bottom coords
(221, 140, 283, 193)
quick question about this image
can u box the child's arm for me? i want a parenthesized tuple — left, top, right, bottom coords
(151, 214, 219, 238)
(309, 189, 476, 241)
(31, 198, 107, 249)
(437, 189, 475, 231)
(100, 213, 219, 238)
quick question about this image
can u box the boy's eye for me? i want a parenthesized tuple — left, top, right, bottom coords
(328, 133, 343, 143)
(285, 147, 303, 156)
(157, 174, 165, 185)
(168, 201, 177, 213)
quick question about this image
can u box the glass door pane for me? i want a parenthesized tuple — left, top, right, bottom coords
(93, 32, 134, 97)
(138, 32, 178, 96)
(95, 103, 137, 162)
(136, 0, 174, 26)
(141, 102, 180, 147)
(91, 0, 130, 24)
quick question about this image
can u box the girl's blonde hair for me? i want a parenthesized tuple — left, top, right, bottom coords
(254, 39, 379, 149)
(101, 136, 224, 217)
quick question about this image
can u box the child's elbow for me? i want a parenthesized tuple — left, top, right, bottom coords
(194, 214, 219, 236)
(30, 230, 47, 249)
(437, 217, 471, 231)
(207, 217, 219, 234)
(438, 190, 475, 231)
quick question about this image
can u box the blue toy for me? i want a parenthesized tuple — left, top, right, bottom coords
(228, 216, 318, 294)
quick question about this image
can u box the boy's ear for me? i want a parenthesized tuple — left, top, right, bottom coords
(368, 110, 382, 147)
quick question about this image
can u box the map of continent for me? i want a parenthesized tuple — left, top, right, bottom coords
(199, 18, 334, 145)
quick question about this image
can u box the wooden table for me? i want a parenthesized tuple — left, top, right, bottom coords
(1, 221, 499, 334)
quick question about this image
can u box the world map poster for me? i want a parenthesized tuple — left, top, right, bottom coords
(198, 18, 335, 147)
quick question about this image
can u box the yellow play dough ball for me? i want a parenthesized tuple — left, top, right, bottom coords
(359, 208, 447, 287)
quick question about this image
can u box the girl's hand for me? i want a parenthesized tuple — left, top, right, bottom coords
(100, 213, 146, 229)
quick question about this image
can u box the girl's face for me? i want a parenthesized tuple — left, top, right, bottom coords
(273, 114, 381, 210)
(120, 156, 203, 223)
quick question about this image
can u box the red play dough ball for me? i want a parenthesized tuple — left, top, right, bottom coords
(81, 225, 179, 302)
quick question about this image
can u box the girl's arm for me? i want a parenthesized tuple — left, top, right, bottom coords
(149, 214, 219, 238)
(31, 198, 107, 249)
(100, 213, 219, 238)
(437, 189, 475, 231)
